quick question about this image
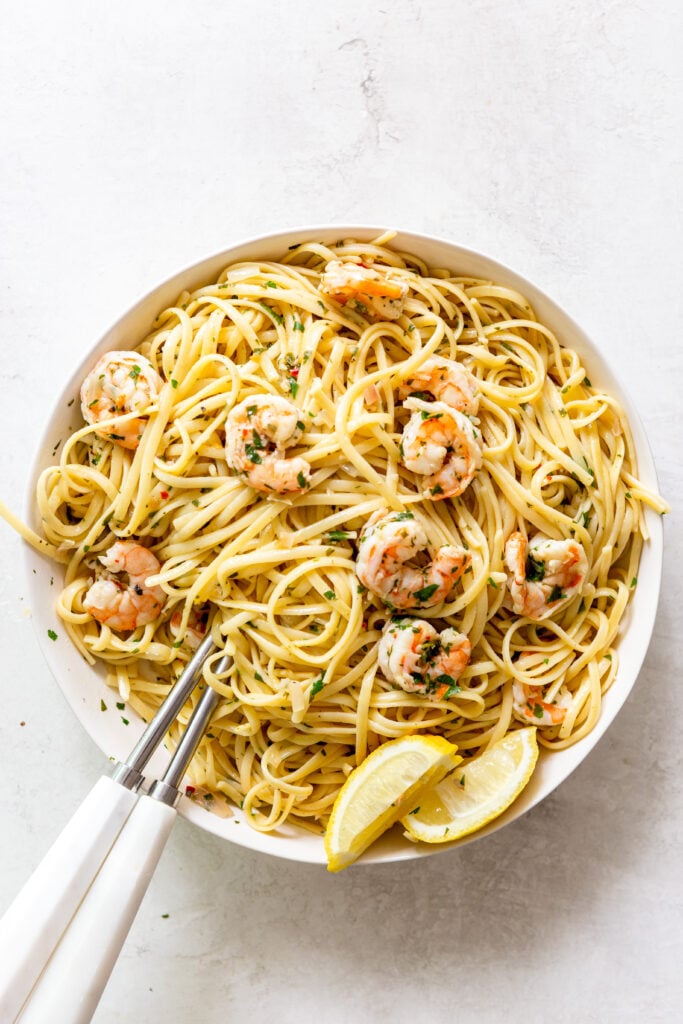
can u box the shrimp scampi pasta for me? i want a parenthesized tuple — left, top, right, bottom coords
(16, 233, 668, 837)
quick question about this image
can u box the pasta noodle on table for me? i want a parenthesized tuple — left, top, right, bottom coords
(3, 232, 668, 836)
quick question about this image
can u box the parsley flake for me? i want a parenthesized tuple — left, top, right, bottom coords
(310, 677, 324, 697)
(414, 583, 438, 603)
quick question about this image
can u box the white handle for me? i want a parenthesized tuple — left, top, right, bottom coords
(18, 795, 177, 1024)
(0, 776, 138, 1022)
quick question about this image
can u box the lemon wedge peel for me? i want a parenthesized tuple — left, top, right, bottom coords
(401, 727, 539, 845)
(324, 735, 461, 872)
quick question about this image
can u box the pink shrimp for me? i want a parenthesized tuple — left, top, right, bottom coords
(512, 682, 572, 727)
(400, 398, 483, 500)
(356, 509, 470, 610)
(319, 259, 408, 320)
(225, 395, 311, 495)
(504, 532, 588, 621)
(83, 541, 164, 632)
(80, 351, 163, 450)
(170, 606, 209, 651)
(378, 618, 471, 699)
(398, 356, 479, 416)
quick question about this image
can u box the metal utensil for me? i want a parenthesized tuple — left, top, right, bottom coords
(0, 634, 228, 1023)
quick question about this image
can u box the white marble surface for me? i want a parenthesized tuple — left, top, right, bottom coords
(1, 1, 681, 1021)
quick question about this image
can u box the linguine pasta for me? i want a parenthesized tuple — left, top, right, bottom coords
(7, 233, 668, 835)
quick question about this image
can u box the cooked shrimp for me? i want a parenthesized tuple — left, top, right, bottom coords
(400, 398, 483, 500)
(319, 259, 408, 320)
(398, 356, 479, 415)
(356, 509, 470, 610)
(504, 532, 588, 621)
(378, 618, 471, 699)
(83, 540, 164, 632)
(80, 351, 164, 450)
(225, 395, 311, 495)
(512, 681, 572, 727)
(170, 606, 209, 651)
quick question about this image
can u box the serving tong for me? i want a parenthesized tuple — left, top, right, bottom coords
(0, 633, 228, 1023)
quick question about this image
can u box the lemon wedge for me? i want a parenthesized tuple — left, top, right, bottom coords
(324, 735, 461, 872)
(401, 727, 539, 844)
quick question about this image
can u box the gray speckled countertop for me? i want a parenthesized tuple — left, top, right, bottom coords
(1, 2, 681, 1021)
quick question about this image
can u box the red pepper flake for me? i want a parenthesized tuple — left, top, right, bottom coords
(185, 785, 196, 796)
(361, 620, 368, 630)
(290, 367, 299, 378)
(160, 491, 169, 499)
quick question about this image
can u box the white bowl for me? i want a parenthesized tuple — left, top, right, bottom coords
(24, 227, 663, 865)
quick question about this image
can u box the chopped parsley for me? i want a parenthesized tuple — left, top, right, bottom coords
(310, 677, 324, 697)
(244, 443, 262, 464)
(525, 552, 546, 582)
(327, 530, 349, 541)
(393, 511, 414, 522)
(296, 471, 307, 488)
(323, 590, 336, 600)
(100, 699, 107, 711)
(414, 583, 438, 603)
(129, 365, 141, 380)
(548, 585, 566, 603)
(170, 379, 178, 389)
(47, 629, 58, 641)
(630, 577, 638, 588)
(488, 577, 500, 589)
(258, 302, 284, 324)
